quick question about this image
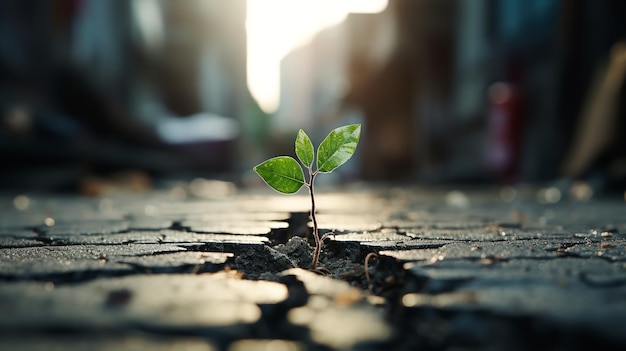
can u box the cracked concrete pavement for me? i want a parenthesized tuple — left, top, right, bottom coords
(1, 185, 625, 350)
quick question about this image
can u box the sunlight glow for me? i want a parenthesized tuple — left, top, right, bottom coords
(246, 0, 388, 113)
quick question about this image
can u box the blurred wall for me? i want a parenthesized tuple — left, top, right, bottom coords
(0, 0, 248, 189)
(1, 0, 624, 192)
(275, 0, 626, 191)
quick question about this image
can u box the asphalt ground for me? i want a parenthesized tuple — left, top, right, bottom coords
(1, 184, 625, 350)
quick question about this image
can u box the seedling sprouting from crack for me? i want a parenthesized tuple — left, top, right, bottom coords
(254, 124, 361, 270)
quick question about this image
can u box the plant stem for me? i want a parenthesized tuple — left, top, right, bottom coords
(308, 169, 321, 269)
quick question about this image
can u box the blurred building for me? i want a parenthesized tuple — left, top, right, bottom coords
(0, 0, 624, 194)
(0, 0, 248, 189)
(277, 23, 349, 135)
(275, 0, 626, 192)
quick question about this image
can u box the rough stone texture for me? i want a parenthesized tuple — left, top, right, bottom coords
(0, 244, 187, 276)
(282, 268, 391, 349)
(183, 220, 288, 235)
(52, 230, 268, 245)
(0, 237, 43, 248)
(0, 274, 288, 331)
(1, 187, 626, 350)
(41, 220, 130, 236)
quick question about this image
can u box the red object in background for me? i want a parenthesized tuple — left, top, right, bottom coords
(487, 82, 524, 181)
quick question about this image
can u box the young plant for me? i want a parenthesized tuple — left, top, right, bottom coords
(254, 124, 361, 270)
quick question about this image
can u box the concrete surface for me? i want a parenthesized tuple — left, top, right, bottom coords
(1, 185, 625, 350)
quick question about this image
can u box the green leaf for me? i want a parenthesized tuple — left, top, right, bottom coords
(317, 124, 361, 173)
(254, 156, 305, 194)
(295, 129, 314, 168)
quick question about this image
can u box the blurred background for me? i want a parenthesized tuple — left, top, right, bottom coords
(0, 0, 625, 198)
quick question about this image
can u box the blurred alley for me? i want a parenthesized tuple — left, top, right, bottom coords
(0, 0, 624, 198)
